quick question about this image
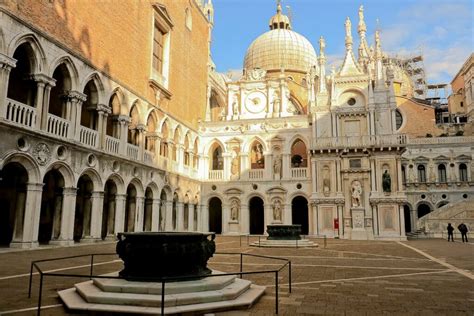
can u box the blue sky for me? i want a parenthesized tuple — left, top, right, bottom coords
(210, 0, 473, 84)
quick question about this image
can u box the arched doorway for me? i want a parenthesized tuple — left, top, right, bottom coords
(403, 205, 411, 233)
(249, 197, 264, 235)
(143, 187, 153, 231)
(125, 184, 137, 232)
(292, 196, 309, 235)
(417, 203, 431, 218)
(0, 163, 28, 246)
(39, 170, 64, 244)
(208, 197, 222, 234)
(74, 175, 93, 242)
(102, 179, 117, 239)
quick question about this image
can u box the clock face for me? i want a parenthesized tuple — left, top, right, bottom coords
(245, 91, 267, 114)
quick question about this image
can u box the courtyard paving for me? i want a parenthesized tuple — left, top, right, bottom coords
(0, 236, 473, 315)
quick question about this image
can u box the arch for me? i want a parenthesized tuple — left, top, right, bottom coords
(105, 173, 125, 195)
(7, 42, 38, 106)
(204, 138, 226, 156)
(107, 87, 128, 115)
(102, 178, 118, 239)
(0, 162, 28, 246)
(249, 139, 265, 170)
(48, 56, 79, 90)
(81, 78, 100, 130)
(49, 60, 77, 118)
(417, 164, 426, 183)
(43, 161, 75, 188)
(249, 196, 264, 234)
(173, 125, 182, 144)
(292, 196, 309, 235)
(39, 169, 65, 243)
(78, 168, 103, 191)
(285, 134, 309, 153)
(124, 182, 138, 232)
(159, 185, 173, 201)
(1, 152, 40, 184)
(208, 196, 222, 234)
(416, 202, 432, 218)
(403, 204, 412, 233)
(143, 186, 154, 231)
(80, 72, 105, 105)
(437, 164, 447, 183)
(8, 33, 46, 73)
(290, 138, 308, 168)
(144, 181, 159, 197)
(128, 178, 144, 198)
(184, 132, 191, 166)
(243, 136, 267, 153)
(74, 174, 94, 241)
(209, 141, 224, 170)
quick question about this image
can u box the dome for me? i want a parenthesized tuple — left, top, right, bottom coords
(243, 29, 318, 73)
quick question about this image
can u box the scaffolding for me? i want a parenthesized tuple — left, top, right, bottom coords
(384, 53, 427, 99)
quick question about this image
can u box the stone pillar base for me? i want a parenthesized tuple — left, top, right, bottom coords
(9, 241, 39, 249)
(80, 236, 101, 243)
(50, 239, 75, 246)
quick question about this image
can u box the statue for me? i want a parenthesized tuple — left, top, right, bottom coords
(273, 154, 282, 178)
(382, 170, 391, 192)
(232, 95, 239, 116)
(272, 91, 281, 114)
(322, 166, 330, 196)
(358, 5, 364, 23)
(345, 17, 351, 37)
(319, 36, 326, 55)
(273, 200, 282, 222)
(230, 199, 239, 221)
(351, 180, 362, 207)
(230, 150, 239, 177)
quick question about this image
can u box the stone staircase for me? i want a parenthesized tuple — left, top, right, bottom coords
(58, 271, 265, 314)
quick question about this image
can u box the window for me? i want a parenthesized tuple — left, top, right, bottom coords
(460, 101, 464, 107)
(401, 165, 406, 183)
(152, 25, 165, 73)
(437, 164, 447, 183)
(417, 165, 426, 183)
(459, 163, 468, 182)
(395, 109, 403, 130)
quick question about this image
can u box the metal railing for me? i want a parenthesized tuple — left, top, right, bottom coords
(28, 252, 291, 315)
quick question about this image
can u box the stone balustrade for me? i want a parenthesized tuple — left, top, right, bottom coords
(5, 98, 36, 128)
(311, 134, 407, 150)
(105, 135, 120, 154)
(126, 143, 139, 160)
(209, 170, 223, 180)
(79, 126, 98, 147)
(291, 167, 307, 179)
(249, 169, 264, 179)
(47, 114, 69, 138)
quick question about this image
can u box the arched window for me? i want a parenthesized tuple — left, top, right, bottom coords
(291, 139, 307, 168)
(437, 164, 447, 183)
(50, 64, 72, 118)
(395, 109, 403, 130)
(7, 43, 36, 106)
(184, 134, 190, 166)
(211, 144, 223, 170)
(172, 127, 181, 161)
(145, 113, 157, 151)
(106, 93, 121, 137)
(160, 121, 169, 157)
(459, 163, 468, 182)
(417, 165, 426, 183)
(250, 141, 265, 169)
(81, 80, 99, 130)
(127, 104, 139, 145)
(193, 138, 199, 168)
(185, 8, 192, 30)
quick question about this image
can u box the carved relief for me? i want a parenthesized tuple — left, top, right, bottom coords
(322, 165, 330, 196)
(246, 68, 266, 81)
(272, 199, 282, 222)
(353, 212, 364, 228)
(33, 142, 51, 166)
(273, 154, 282, 179)
(230, 148, 240, 179)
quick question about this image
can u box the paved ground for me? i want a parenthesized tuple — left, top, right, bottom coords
(0, 237, 473, 315)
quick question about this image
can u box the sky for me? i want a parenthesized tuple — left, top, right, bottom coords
(210, 0, 473, 84)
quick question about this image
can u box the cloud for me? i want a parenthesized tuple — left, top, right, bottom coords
(225, 68, 243, 81)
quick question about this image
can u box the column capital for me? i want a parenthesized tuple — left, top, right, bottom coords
(0, 53, 16, 70)
(97, 103, 112, 114)
(26, 182, 44, 191)
(63, 187, 78, 195)
(115, 115, 131, 124)
(91, 191, 105, 198)
(136, 123, 147, 132)
(66, 90, 87, 102)
(30, 73, 56, 87)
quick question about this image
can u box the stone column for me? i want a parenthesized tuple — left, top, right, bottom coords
(114, 194, 127, 234)
(222, 202, 230, 234)
(30, 74, 55, 129)
(177, 202, 184, 231)
(335, 159, 342, 192)
(189, 204, 196, 231)
(399, 204, 405, 237)
(264, 203, 272, 229)
(372, 204, 379, 237)
(311, 158, 317, 193)
(106, 193, 116, 238)
(165, 201, 173, 231)
(310, 203, 317, 236)
(151, 198, 160, 231)
(136, 124, 146, 161)
(370, 158, 377, 192)
(25, 183, 44, 248)
(135, 197, 144, 232)
(40, 84, 54, 130)
(201, 203, 209, 232)
(97, 104, 110, 149)
(89, 191, 104, 240)
(282, 152, 291, 180)
(118, 115, 131, 155)
(177, 144, 185, 173)
(10, 191, 26, 245)
(396, 158, 403, 191)
(54, 187, 77, 245)
(0, 54, 16, 118)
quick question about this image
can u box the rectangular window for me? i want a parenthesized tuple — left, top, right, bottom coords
(153, 24, 165, 73)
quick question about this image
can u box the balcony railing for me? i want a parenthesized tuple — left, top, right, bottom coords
(47, 114, 69, 138)
(126, 143, 139, 160)
(209, 170, 223, 180)
(311, 134, 407, 150)
(249, 169, 264, 179)
(291, 167, 307, 179)
(5, 98, 36, 128)
(407, 135, 474, 145)
(105, 135, 119, 154)
(79, 126, 98, 147)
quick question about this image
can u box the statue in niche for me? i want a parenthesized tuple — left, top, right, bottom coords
(230, 150, 239, 177)
(232, 95, 239, 116)
(252, 144, 264, 166)
(272, 91, 281, 115)
(382, 170, 391, 192)
(273, 199, 282, 222)
(351, 180, 363, 207)
(322, 166, 330, 196)
(273, 154, 282, 178)
(230, 199, 239, 221)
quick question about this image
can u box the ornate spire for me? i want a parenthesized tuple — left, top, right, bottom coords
(357, 5, 370, 71)
(374, 30, 384, 85)
(345, 17, 353, 48)
(339, 17, 362, 76)
(269, 0, 291, 30)
(358, 5, 366, 34)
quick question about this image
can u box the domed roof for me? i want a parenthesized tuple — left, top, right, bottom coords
(243, 29, 318, 73)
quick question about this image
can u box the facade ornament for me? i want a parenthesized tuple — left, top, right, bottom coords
(230, 199, 239, 221)
(382, 170, 391, 192)
(272, 199, 282, 222)
(322, 166, 330, 196)
(273, 154, 282, 179)
(345, 17, 352, 47)
(232, 94, 239, 116)
(272, 91, 281, 114)
(351, 180, 363, 207)
(246, 68, 266, 81)
(230, 150, 240, 178)
(33, 142, 51, 166)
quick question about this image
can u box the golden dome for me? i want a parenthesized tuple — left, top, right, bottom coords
(243, 29, 318, 73)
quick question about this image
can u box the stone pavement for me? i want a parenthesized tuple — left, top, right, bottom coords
(0, 237, 473, 315)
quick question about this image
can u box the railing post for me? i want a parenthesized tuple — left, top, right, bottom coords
(240, 253, 243, 279)
(28, 262, 34, 298)
(275, 271, 279, 314)
(324, 235, 327, 248)
(161, 280, 165, 315)
(90, 255, 94, 279)
(37, 273, 43, 316)
(288, 261, 292, 293)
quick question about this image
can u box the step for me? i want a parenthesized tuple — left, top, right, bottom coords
(59, 284, 266, 315)
(251, 239, 318, 248)
(75, 278, 252, 307)
(94, 271, 237, 295)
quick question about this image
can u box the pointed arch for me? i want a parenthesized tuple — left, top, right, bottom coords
(49, 55, 79, 90)
(81, 72, 106, 105)
(43, 161, 75, 188)
(107, 87, 128, 115)
(78, 168, 103, 191)
(8, 33, 46, 73)
(243, 136, 267, 153)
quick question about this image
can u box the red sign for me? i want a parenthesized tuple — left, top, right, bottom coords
(334, 218, 339, 230)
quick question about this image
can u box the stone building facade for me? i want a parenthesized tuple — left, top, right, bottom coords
(0, 1, 472, 248)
